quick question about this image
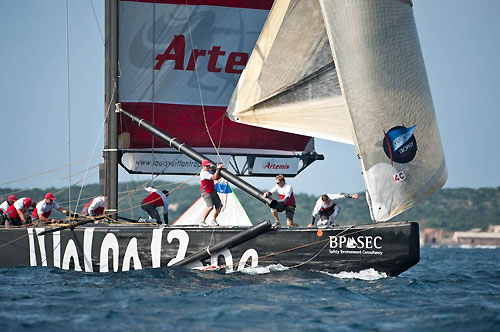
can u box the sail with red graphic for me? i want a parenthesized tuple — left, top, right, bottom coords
(116, 0, 321, 177)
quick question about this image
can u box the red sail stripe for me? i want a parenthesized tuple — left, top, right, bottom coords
(120, 102, 312, 152)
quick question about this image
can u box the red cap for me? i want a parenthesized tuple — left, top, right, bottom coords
(45, 193, 56, 200)
(24, 198, 32, 207)
(8, 195, 17, 202)
(201, 160, 211, 167)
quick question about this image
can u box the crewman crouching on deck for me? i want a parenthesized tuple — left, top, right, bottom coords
(200, 160, 223, 227)
(309, 193, 358, 228)
(5, 197, 33, 227)
(31, 192, 70, 226)
(82, 195, 106, 219)
(0, 195, 17, 226)
(262, 174, 297, 228)
(141, 186, 169, 225)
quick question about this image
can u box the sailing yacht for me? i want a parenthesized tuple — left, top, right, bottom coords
(0, 0, 446, 276)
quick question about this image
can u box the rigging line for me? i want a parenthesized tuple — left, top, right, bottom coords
(287, 226, 355, 269)
(117, 179, 193, 197)
(112, 176, 199, 219)
(0, 232, 31, 250)
(88, 0, 104, 45)
(184, 2, 221, 161)
(0, 156, 100, 187)
(124, 173, 134, 218)
(65, 0, 72, 213)
(256, 226, 378, 264)
(116, 174, 198, 214)
(75, 86, 116, 213)
(114, 117, 201, 203)
(4, 168, 99, 199)
(119, 115, 135, 218)
(151, 0, 156, 184)
(217, 114, 226, 156)
(46, 171, 101, 206)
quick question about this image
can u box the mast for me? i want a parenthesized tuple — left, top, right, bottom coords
(104, 0, 119, 219)
(119, 108, 279, 209)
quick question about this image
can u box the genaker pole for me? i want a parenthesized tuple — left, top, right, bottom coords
(119, 107, 279, 209)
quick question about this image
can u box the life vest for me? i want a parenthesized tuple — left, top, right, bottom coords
(32, 200, 58, 219)
(279, 191, 296, 207)
(31, 207, 51, 219)
(6, 204, 25, 219)
(319, 201, 336, 216)
(143, 192, 163, 206)
(200, 170, 215, 193)
(82, 198, 105, 216)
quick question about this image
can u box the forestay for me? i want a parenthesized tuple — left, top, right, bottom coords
(227, 0, 447, 221)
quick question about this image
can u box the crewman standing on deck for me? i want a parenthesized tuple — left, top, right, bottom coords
(31, 192, 70, 225)
(5, 197, 33, 226)
(309, 193, 358, 228)
(199, 160, 223, 227)
(141, 186, 169, 225)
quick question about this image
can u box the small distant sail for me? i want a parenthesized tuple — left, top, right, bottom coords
(173, 182, 252, 227)
(227, 0, 447, 221)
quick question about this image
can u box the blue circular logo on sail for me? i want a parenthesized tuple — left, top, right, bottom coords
(383, 125, 417, 164)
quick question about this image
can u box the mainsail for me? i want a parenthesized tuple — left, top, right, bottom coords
(227, 0, 447, 221)
(116, 0, 320, 177)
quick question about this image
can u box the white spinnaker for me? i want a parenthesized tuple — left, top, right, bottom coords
(227, 0, 447, 221)
(173, 183, 252, 227)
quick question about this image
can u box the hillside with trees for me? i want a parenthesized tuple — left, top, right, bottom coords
(1, 184, 498, 231)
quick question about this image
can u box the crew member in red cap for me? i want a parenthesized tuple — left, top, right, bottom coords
(82, 195, 106, 218)
(5, 197, 33, 226)
(32, 193, 70, 225)
(141, 186, 169, 225)
(199, 159, 224, 227)
(0, 194, 17, 225)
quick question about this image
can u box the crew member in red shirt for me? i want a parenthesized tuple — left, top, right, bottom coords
(5, 197, 33, 226)
(199, 160, 223, 227)
(82, 196, 106, 218)
(141, 186, 169, 225)
(0, 195, 17, 225)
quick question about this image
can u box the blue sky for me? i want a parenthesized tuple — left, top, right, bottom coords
(0, 0, 499, 197)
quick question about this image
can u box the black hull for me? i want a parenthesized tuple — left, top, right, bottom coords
(0, 221, 419, 276)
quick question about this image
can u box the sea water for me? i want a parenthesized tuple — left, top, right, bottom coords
(0, 247, 499, 332)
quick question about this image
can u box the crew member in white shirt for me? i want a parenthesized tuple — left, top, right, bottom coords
(262, 174, 297, 227)
(31, 192, 69, 225)
(309, 193, 358, 228)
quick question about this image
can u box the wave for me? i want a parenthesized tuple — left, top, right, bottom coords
(236, 264, 289, 275)
(321, 268, 388, 280)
